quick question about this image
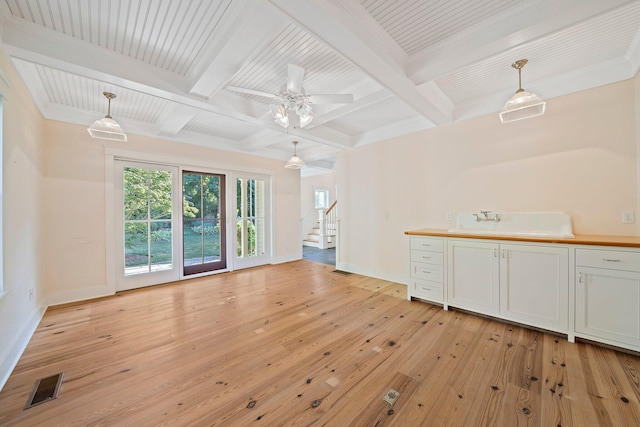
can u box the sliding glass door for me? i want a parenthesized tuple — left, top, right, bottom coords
(183, 172, 226, 275)
(113, 162, 270, 287)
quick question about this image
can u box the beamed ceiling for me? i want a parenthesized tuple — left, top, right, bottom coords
(1, 0, 639, 174)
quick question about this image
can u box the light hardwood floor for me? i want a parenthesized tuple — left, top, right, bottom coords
(1, 260, 640, 426)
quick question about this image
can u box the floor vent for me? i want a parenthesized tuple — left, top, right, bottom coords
(332, 270, 352, 276)
(24, 372, 63, 409)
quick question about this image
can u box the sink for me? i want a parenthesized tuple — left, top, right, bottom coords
(447, 212, 575, 238)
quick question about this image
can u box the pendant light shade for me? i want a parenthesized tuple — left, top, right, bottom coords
(499, 59, 546, 124)
(285, 140, 306, 169)
(88, 92, 127, 141)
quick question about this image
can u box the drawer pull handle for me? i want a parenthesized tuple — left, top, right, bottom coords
(578, 272, 582, 283)
(423, 256, 431, 259)
(422, 244, 431, 247)
(422, 270, 431, 274)
(421, 287, 432, 291)
(602, 258, 621, 262)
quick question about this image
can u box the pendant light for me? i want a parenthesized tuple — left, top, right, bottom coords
(499, 59, 546, 124)
(87, 92, 127, 141)
(284, 140, 306, 169)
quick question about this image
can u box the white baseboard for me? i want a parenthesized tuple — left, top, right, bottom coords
(47, 285, 114, 307)
(271, 254, 302, 264)
(335, 262, 408, 285)
(0, 305, 46, 391)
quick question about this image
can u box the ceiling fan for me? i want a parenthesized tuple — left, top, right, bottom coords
(227, 64, 354, 128)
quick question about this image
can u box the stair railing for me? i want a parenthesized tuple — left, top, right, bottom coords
(318, 200, 337, 249)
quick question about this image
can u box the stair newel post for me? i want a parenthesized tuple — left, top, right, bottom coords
(318, 208, 328, 249)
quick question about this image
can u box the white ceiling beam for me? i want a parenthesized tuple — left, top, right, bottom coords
(267, 0, 452, 126)
(157, 104, 199, 137)
(408, 0, 637, 84)
(309, 89, 393, 127)
(187, 1, 287, 98)
(626, 27, 640, 77)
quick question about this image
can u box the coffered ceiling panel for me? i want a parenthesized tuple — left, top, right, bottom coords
(225, 22, 383, 104)
(0, 0, 638, 174)
(3, 0, 233, 75)
(360, 0, 528, 55)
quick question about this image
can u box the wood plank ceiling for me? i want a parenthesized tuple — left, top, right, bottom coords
(0, 0, 638, 173)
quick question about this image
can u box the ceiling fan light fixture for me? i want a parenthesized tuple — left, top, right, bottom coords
(499, 59, 546, 124)
(299, 112, 314, 128)
(87, 92, 127, 141)
(296, 101, 312, 117)
(271, 104, 290, 128)
(285, 140, 306, 169)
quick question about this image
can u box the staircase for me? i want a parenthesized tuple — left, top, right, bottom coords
(303, 201, 337, 249)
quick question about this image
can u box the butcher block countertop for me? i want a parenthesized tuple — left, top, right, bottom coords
(405, 228, 640, 248)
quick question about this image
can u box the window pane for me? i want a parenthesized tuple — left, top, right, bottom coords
(123, 166, 175, 277)
(183, 218, 203, 266)
(124, 222, 148, 274)
(150, 221, 173, 271)
(203, 175, 219, 218)
(149, 170, 172, 220)
(203, 219, 221, 262)
(237, 178, 266, 259)
(124, 167, 149, 220)
(183, 173, 202, 216)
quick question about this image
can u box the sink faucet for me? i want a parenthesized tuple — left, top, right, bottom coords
(474, 211, 501, 222)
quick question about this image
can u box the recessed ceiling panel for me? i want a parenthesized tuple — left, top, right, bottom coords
(3, 0, 232, 75)
(12, 58, 169, 123)
(360, 0, 527, 55)
(225, 22, 382, 104)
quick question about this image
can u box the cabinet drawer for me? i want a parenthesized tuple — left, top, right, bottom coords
(411, 278, 443, 301)
(410, 250, 444, 265)
(411, 262, 443, 282)
(576, 249, 640, 272)
(410, 237, 444, 253)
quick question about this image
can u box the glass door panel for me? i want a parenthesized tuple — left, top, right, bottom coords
(183, 172, 226, 275)
(236, 177, 268, 267)
(116, 161, 180, 291)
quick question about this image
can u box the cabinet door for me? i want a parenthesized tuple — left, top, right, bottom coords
(576, 267, 640, 348)
(447, 240, 499, 315)
(499, 244, 568, 332)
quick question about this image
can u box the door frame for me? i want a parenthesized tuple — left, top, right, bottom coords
(182, 170, 227, 276)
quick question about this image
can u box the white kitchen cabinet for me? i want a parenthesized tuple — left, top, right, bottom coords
(407, 230, 640, 352)
(447, 240, 499, 316)
(499, 244, 568, 331)
(447, 240, 568, 332)
(408, 237, 445, 305)
(575, 248, 640, 351)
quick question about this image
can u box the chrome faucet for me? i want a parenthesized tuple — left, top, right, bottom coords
(474, 211, 501, 222)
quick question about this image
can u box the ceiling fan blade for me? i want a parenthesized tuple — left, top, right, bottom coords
(308, 94, 354, 104)
(227, 86, 278, 99)
(287, 64, 305, 93)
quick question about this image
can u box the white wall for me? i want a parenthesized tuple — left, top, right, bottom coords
(41, 120, 302, 305)
(336, 78, 639, 283)
(0, 44, 45, 389)
(300, 172, 336, 237)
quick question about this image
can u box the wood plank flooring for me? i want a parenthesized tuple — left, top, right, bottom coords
(1, 259, 640, 426)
